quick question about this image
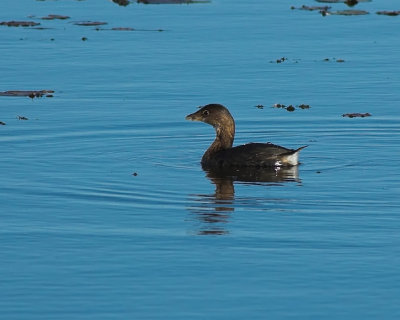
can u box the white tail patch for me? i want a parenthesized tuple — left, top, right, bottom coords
(280, 146, 307, 166)
(281, 152, 300, 166)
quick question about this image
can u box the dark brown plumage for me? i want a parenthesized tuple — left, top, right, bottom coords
(185, 104, 307, 168)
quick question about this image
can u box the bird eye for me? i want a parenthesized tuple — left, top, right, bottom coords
(202, 110, 209, 116)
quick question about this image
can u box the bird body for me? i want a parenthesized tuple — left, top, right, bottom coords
(185, 104, 306, 168)
(205, 143, 306, 167)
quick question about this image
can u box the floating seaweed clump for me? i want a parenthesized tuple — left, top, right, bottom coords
(323, 58, 345, 62)
(286, 105, 296, 112)
(273, 103, 286, 109)
(0, 21, 40, 27)
(112, 27, 135, 31)
(291, 5, 331, 11)
(112, 0, 130, 5)
(342, 113, 371, 118)
(270, 57, 301, 64)
(74, 21, 108, 26)
(112, 0, 210, 4)
(97, 26, 163, 32)
(276, 57, 288, 63)
(273, 103, 311, 112)
(376, 11, 400, 16)
(315, 0, 371, 4)
(0, 90, 55, 98)
(137, 0, 210, 3)
(41, 14, 70, 20)
(322, 9, 369, 16)
(293, 0, 399, 17)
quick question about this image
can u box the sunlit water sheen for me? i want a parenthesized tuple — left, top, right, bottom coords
(1, 0, 400, 319)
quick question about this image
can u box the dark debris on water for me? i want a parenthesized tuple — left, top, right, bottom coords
(276, 57, 288, 63)
(74, 21, 108, 26)
(112, 0, 130, 5)
(0, 90, 55, 98)
(376, 11, 400, 16)
(342, 113, 371, 118)
(112, 0, 211, 4)
(137, 0, 211, 4)
(315, 0, 371, 5)
(321, 9, 369, 16)
(0, 21, 40, 27)
(270, 57, 302, 64)
(41, 14, 70, 20)
(1, 11, 164, 33)
(291, 5, 331, 11)
(273, 103, 311, 112)
(291, 7, 371, 16)
(96, 26, 164, 32)
(323, 58, 345, 62)
(112, 27, 135, 31)
(292, 1, 399, 17)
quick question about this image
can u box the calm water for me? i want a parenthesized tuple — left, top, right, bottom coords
(1, 0, 400, 319)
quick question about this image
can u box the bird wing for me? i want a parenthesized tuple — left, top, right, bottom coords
(214, 143, 296, 167)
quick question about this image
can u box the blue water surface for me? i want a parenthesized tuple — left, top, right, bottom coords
(1, 0, 400, 319)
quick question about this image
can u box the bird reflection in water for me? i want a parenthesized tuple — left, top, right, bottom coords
(187, 165, 301, 235)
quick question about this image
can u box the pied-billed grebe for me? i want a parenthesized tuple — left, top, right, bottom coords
(185, 104, 307, 168)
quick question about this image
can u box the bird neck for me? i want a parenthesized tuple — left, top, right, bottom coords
(202, 124, 235, 162)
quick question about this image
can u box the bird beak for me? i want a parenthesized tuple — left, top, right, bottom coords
(185, 109, 202, 121)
